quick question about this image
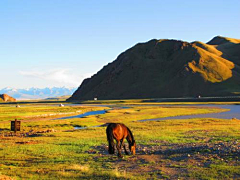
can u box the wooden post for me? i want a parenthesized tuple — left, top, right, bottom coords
(14, 119, 17, 133)
(11, 119, 21, 133)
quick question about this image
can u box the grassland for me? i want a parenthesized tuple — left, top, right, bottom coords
(0, 102, 239, 179)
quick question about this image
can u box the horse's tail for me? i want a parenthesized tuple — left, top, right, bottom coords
(106, 125, 115, 154)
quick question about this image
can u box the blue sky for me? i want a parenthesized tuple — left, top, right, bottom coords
(0, 0, 239, 88)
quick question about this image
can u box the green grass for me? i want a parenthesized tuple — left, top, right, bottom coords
(188, 163, 240, 180)
(0, 103, 107, 122)
(0, 102, 239, 179)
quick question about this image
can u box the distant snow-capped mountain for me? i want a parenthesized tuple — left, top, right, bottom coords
(0, 87, 77, 100)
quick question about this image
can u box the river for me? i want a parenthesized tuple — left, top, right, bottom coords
(139, 105, 240, 122)
(55, 104, 240, 129)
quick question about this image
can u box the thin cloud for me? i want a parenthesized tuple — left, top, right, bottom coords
(19, 69, 92, 87)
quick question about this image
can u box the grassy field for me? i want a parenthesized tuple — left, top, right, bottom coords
(0, 102, 239, 179)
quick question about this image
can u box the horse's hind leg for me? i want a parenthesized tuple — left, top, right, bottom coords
(116, 140, 123, 158)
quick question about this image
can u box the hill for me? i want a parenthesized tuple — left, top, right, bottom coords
(0, 94, 16, 102)
(68, 36, 240, 100)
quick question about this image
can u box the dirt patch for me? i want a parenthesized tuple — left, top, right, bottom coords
(0, 129, 56, 138)
(87, 140, 239, 179)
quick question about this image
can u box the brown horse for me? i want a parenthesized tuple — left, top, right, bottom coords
(106, 123, 136, 158)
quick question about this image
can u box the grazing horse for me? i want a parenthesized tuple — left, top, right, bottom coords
(106, 123, 136, 158)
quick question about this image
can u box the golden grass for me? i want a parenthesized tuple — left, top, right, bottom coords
(192, 41, 223, 56)
(188, 46, 234, 83)
(223, 37, 240, 44)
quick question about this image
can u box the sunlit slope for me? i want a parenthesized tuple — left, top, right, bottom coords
(0, 94, 16, 102)
(69, 36, 240, 100)
(189, 42, 234, 83)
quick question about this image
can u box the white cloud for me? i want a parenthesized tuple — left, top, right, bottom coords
(19, 68, 92, 87)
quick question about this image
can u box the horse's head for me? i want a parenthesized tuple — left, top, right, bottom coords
(130, 140, 136, 155)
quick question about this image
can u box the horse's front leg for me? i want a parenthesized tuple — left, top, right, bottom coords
(116, 140, 123, 158)
(121, 139, 129, 155)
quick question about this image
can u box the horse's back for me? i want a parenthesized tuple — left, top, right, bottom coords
(107, 123, 128, 140)
(107, 123, 126, 129)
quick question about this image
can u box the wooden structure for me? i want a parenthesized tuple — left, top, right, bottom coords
(11, 119, 21, 133)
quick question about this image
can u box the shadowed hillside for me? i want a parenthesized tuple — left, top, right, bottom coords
(68, 36, 240, 100)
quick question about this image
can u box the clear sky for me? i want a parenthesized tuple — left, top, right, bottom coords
(0, 0, 239, 88)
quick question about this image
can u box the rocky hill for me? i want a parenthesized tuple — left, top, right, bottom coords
(0, 94, 16, 102)
(68, 36, 240, 100)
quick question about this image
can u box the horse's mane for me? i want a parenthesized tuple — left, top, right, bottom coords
(126, 126, 135, 145)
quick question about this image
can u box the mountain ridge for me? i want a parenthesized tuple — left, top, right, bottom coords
(68, 36, 240, 100)
(0, 87, 76, 100)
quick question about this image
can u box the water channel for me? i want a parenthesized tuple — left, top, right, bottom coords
(57, 110, 107, 120)
(139, 105, 240, 122)
(56, 104, 240, 129)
